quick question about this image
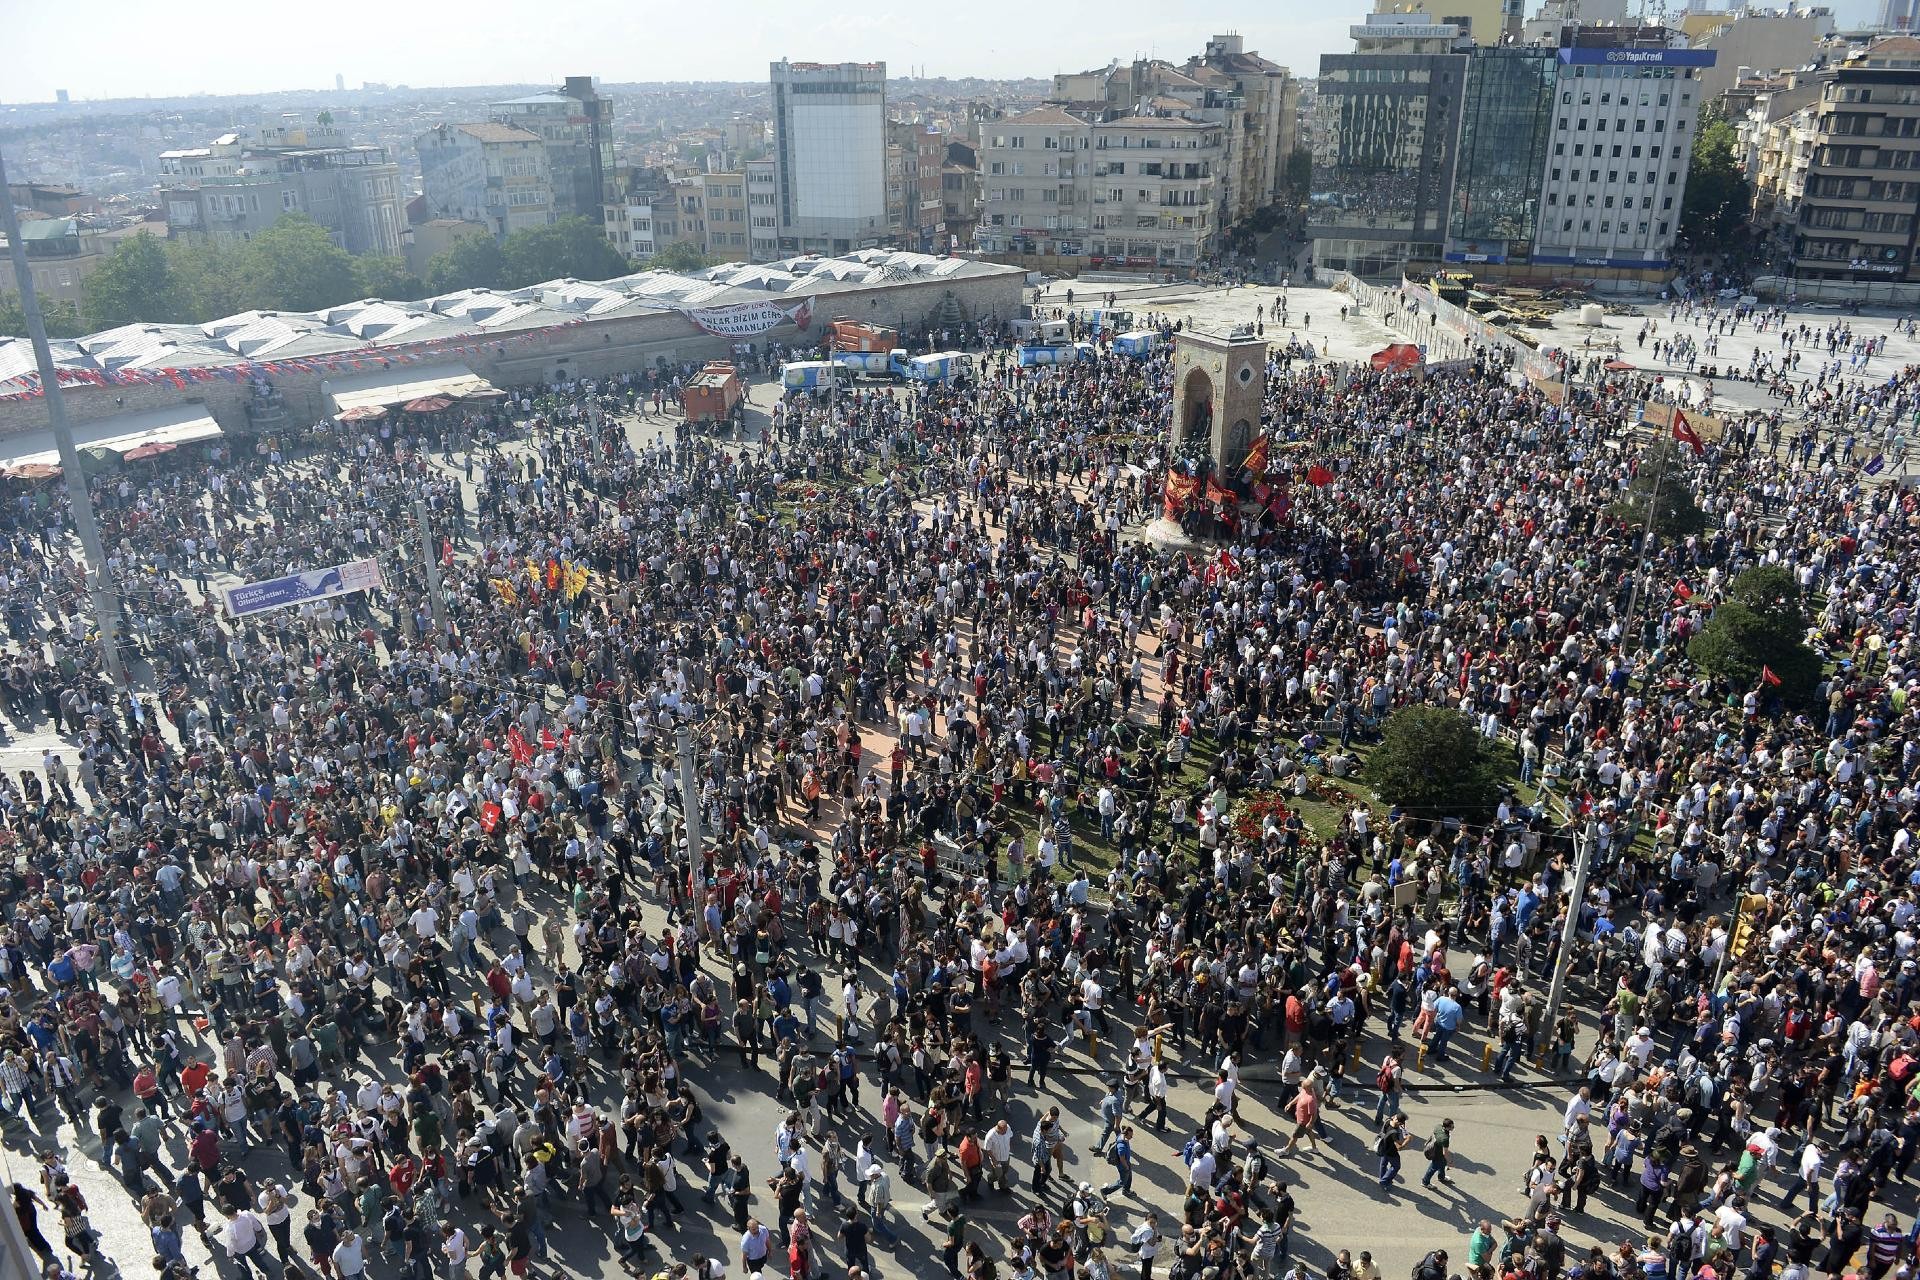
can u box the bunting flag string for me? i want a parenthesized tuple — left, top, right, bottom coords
(0, 316, 590, 403)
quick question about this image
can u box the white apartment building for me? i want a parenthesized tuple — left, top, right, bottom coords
(1533, 43, 1712, 269)
(976, 106, 1224, 269)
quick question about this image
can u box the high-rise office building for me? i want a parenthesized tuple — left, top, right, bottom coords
(1531, 29, 1713, 271)
(1310, 13, 1470, 279)
(769, 59, 888, 255)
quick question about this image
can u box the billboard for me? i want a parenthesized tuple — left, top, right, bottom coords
(223, 557, 384, 618)
(672, 298, 814, 339)
(1557, 47, 1715, 66)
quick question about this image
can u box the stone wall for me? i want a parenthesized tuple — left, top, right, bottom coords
(0, 269, 1024, 440)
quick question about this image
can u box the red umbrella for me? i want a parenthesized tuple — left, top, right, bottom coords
(1604, 359, 1634, 372)
(404, 396, 453, 413)
(336, 405, 386, 422)
(5, 463, 60, 480)
(122, 442, 178, 461)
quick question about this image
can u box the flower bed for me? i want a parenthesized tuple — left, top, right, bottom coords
(1229, 790, 1293, 843)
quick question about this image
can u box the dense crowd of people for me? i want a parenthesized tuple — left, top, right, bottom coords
(0, 283, 1910, 1280)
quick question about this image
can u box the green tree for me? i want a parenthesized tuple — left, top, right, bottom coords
(242, 215, 358, 313)
(424, 234, 507, 294)
(1687, 564, 1822, 700)
(166, 238, 253, 322)
(83, 231, 183, 329)
(353, 255, 426, 302)
(1679, 113, 1753, 255)
(1363, 706, 1505, 821)
(1611, 439, 1709, 537)
(0, 294, 86, 338)
(646, 240, 713, 274)
(499, 217, 631, 288)
(1282, 147, 1312, 199)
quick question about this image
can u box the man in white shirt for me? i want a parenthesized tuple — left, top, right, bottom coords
(221, 1207, 268, 1279)
(982, 1119, 1014, 1193)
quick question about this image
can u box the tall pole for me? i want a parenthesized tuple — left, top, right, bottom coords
(676, 722, 702, 917)
(413, 497, 451, 645)
(1619, 439, 1671, 658)
(0, 145, 125, 684)
(1540, 820, 1598, 1062)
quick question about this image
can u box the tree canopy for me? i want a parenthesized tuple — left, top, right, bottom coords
(244, 215, 359, 314)
(1687, 564, 1822, 701)
(1679, 112, 1753, 255)
(0, 294, 86, 339)
(1611, 439, 1709, 537)
(425, 234, 507, 295)
(83, 231, 184, 330)
(499, 217, 631, 288)
(1363, 706, 1506, 821)
(646, 241, 714, 274)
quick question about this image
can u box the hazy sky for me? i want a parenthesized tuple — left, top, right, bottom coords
(7, 0, 1887, 103)
(14, 1, 1400, 101)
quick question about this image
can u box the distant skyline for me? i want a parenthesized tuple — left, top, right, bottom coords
(3, 0, 1889, 104)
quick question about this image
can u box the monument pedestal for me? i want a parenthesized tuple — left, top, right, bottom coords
(1141, 517, 1206, 553)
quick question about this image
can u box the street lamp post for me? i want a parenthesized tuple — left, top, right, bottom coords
(1540, 819, 1599, 1064)
(0, 144, 125, 684)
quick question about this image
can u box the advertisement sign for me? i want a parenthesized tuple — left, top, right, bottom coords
(672, 298, 814, 339)
(223, 557, 384, 618)
(1557, 47, 1715, 66)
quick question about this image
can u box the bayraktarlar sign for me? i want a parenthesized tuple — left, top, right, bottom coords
(672, 298, 814, 339)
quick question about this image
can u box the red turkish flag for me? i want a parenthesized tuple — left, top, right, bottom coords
(1671, 409, 1705, 456)
(1307, 464, 1334, 487)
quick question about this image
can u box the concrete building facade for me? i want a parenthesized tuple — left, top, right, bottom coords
(975, 107, 1225, 271)
(700, 172, 749, 262)
(1787, 37, 1920, 281)
(746, 159, 780, 262)
(158, 121, 403, 258)
(416, 122, 554, 240)
(490, 76, 619, 237)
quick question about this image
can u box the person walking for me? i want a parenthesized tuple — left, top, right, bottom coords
(1421, 1119, 1457, 1189)
(1376, 1116, 1411, 1191)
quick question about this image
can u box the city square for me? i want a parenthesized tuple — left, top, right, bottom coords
(2, 9, 1920, 1280)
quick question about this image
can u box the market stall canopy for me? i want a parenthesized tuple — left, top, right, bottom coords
(325, 363, 495, 415)
(403, 396, 453, 413)
(0, 402, 222, 471)
(1370, 343, 1422, 373)
(1604, 359, 1635, 371)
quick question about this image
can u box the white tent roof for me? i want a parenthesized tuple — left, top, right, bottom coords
(324, 363, 495, 413)
(0, 402, 223, 469)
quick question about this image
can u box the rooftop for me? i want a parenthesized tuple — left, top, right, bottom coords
(1003, 106, 1088, 127)
(453, 122, 543, 145)
(0, 251, 1020, 393)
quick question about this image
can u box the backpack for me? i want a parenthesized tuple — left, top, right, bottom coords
(1376, 1062, 1396, 1092)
